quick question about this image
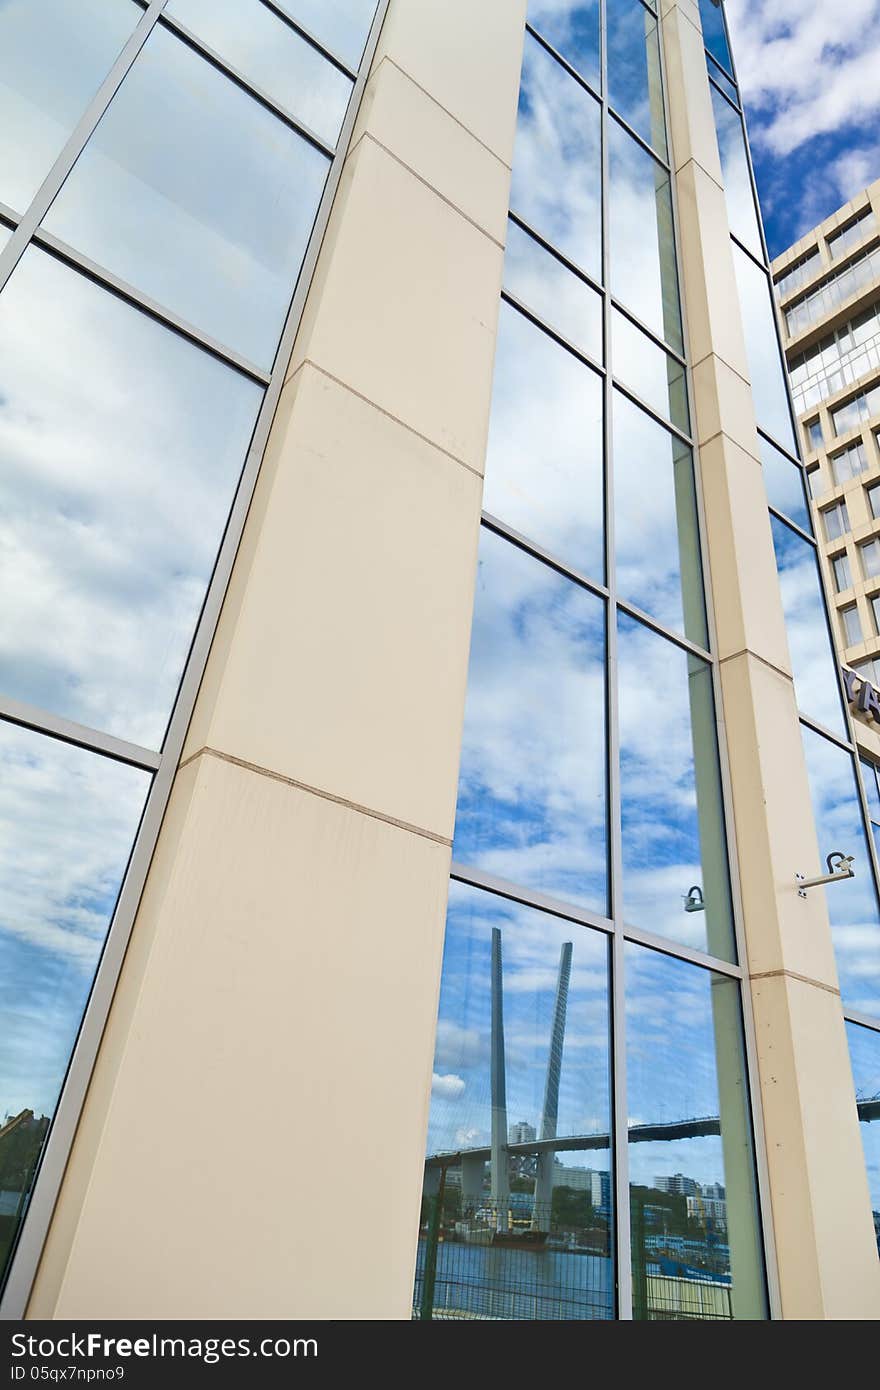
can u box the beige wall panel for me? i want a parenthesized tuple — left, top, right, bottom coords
(662, 4, 723, 183)
(752, 974, 880, 1319)
(352, 56, 511, 243)
(719, 653, 839, 985)
(183, 363, 482, 841)
(699, 434, 792, 669)
(691, 352, 759, 458)
(288, 135, 504, 473)
(374, 0, 526, 164)
(677, 158, 750, 380)
(36, 754, 450, 1320)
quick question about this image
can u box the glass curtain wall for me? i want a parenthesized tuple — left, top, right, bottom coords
(0, 0, 380, 1299)
(703, 0, 880, 1260)
(415, 0, 768, 1322)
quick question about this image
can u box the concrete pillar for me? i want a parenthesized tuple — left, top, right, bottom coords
(662, 0, 880, 1318)
(27, 0, 525, 1320)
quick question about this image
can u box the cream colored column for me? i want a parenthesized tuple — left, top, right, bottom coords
(662, 0, 880, 1319)
(27, 0, 525, 1320)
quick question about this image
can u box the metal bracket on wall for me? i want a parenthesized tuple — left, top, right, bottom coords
(796, 851, 856, 898)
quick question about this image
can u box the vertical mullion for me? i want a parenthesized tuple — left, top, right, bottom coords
(0, 0, 169, 298)
(601, 0, 633, 1324)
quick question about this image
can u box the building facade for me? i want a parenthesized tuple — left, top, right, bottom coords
(0, 0, 878, 1322)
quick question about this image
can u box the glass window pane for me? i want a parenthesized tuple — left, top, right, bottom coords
(860, 758, 880, 825)
(698, 0, 733, 76)
(511, 33, 602, 281)
(526, 1, 601, 92)
(613, 392, 707, 646)
(760, 436, 811, 533)
(710, 84, 761, 260)
(626, 944, 767, 1321)
(707, 54, 738, 106)
(731, 243, 796, 453)
(822, 501, 849, 542)
(454, 529, 608, 916)
(0, 721, 150, 1289)
(861, 540, 880, 580)
(618, 614, 735, 960)
(504, 219, 602, 362)
(611, 308, 689, 433)
(0, 247, 263, 749)
(44, 25, 330, 370)
(276, 0, 377, 69)
(869, 485, 880, 522)
(484, 301, 604, 581)
(608, 119, 682, 354)
(842, 604, 862, 647)
(606, 0, 666, 159)
(166, 0, 353, 147)
(832, 553, 853, 593)
(0, 0, 136, 216)
(846, 1022, 880, 1259)
(415, 880, 613, 1320)
(802, 727, 880, 1015)
(769, 516, 846, 737)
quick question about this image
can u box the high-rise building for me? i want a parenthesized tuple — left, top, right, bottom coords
(0, 0, 878, 1323)
(771, 182, 880, 755)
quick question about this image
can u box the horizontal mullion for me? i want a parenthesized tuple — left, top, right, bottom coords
(507, 210, 605, 299)
(31, 227, 273, 387)
(609, 293, 687, 367)
(843, 1005, 880, 1034)
(0, 694, 162, 772)
(621, 921, 743, 979)
(768, 505, 817, 548)
(158, 12, 338, 158)
(480, 512, 609, 602)
(707, 69, 741, 115)
(757, 425, 807, 472)
(0, 200, 21, 229)
(500, 289, 605, 376)
(260, 0, 358, 79)
(450, 861, 614, 936)
(730, 228, 771, 277)
(798, 711, 855, 757)
(524, 22, 602, 106)
(610, 375, 693, 447)
(607, 105, 670, 174)
(615, 595, 713, 665)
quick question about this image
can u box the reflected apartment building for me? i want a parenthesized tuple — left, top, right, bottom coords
(0, 0, 878, 1323)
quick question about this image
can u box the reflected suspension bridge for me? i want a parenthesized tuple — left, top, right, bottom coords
(424, 928, 880, 1217)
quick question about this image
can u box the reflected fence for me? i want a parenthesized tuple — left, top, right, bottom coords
(413, 1161, 735, 1321)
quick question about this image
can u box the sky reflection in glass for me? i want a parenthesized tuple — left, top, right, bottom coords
(0, 0, 136, 217)
(760, 436, 812, 534)
(277, 0, 377, 69)
(0, 721, 149, 1286)
(606, 0, 666, 159)
(511, 33, 602, 282)
(0, 247, 264, 750)
(769, 515, 846, 737)
(710, 82, 762, 260)
(504, 219, 602, 362)
(45, 24, 330, 369)
(802, 727, 880, 1016)
(526, 1, 601, 93)
(625, 943, 766, 1320)
(610, 307, 688, 432)
(618, 614, 734, 960)
(846, 1021, 880, 1257)
(698, 0, 733, 76)
(453, 529, 608, 916)
(484, 301, 604, 583)
(731, 243, 796, 453)
(608, 120, 682, 354)
(613, 392, 706, 645)
(166, 0, 354, 147)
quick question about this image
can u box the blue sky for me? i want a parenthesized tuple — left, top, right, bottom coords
(725, 0, 880, 259)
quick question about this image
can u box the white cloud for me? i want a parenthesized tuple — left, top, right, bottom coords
(432, 1072, 466, 1101)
